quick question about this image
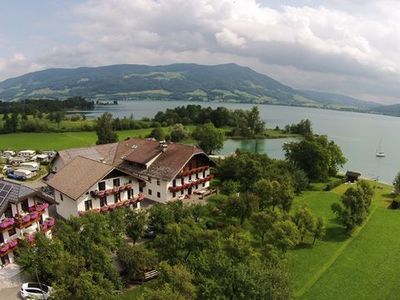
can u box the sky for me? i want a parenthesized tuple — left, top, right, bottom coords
(1, 0, 400, 104)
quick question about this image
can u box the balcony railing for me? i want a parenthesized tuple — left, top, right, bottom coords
(78, 193, 144, 216)
(169, 174, 214, 192)
(28, 202, 49, 213)
(14, 209, 45, 229)
(0, 239, 19, 257)
(0, 218, 15, 232)
(177, 166, 209, 178)
(40, 217, 55, 233)
(91, 183, 134, 198)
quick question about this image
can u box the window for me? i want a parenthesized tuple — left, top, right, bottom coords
(60, 193, 64, 201)
(148, 177, 152, 183)
(139, 187, 143, 193)
(8, 226, 16, 236)
(128, 189, 133, 199)
(181, 190, 184, 195)
(113, 178, 120, 187)
(196, 173, 199, 179)
(148, 189, 152, 195)
(4, 206, 12, 218)
(173, 179, 176, 187)
(202, 183, 205, 187)
(157, 192, 160, 198)
(172, 192, 176, 198)
(203, 171, 206, 178)
(21, 200, 29, 213)
(157, 180, 160, 186)
(84, 200, 93, 211)
(98, 181, 106, 191)
(181, 178, 184, 185)
(189, 175, 192, 181)
(0, 233, 4, 244)
(129, 179, 132, 183)
(100, 197, 107, 207)
(114, 193, 120, 203)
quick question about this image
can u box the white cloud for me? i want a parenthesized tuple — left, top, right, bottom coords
(1, 0, 400, 103)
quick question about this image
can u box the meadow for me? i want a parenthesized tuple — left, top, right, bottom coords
(288, 180, 398, 299)
(0, 127, 291, 151)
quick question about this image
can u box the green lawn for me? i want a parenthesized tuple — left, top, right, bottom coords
(0, 128, 158, 150)
(288, 180, 397, 299)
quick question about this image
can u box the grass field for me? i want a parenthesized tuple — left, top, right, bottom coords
(288, 180, 397, 299)
(0, 126, 295, 151)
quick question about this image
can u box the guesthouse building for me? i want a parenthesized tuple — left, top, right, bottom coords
(0, 179, 55, 267)
(47, 138, 214, 219)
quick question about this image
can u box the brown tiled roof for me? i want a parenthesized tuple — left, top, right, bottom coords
(47, 156, 114, 200)
(117, 142, 206, 181)
(57, 143, 118, 169)
(53, 138, 210, 185)
(113, 138, 161, 166)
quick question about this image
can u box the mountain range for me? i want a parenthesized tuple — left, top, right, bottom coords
(0, 63, 383, 111)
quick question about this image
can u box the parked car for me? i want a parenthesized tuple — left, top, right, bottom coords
(6, 170, 26, 181)
(20, 282, 52, 299)
(2, 165, 12, 174)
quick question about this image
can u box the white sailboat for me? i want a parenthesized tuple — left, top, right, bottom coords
(376, 138, 385, 157)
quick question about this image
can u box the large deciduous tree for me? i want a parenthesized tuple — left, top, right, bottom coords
(331, 180, 374, 232)
(192, 122, 224, 154)
(95, 112, 118, 144)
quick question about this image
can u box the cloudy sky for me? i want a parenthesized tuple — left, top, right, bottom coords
(1, 0, 400, 103)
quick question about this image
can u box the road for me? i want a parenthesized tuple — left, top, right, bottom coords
(0, 286, 21, 299)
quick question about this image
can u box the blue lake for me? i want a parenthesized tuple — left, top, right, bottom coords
(89, 101, 400, 183)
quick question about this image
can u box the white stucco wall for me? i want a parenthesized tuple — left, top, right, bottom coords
(167, 168, 210, 200)
(55, 191, 79, 219)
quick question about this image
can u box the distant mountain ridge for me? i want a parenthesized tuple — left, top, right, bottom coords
(0, 63, 380, 110)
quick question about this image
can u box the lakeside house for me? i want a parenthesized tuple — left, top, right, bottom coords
(47, 138, 214, 219)
(0, 179, 55, 267)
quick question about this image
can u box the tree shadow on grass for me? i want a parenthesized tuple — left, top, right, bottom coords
(294, 243, 314, 250)
(323, 224, 348, 243)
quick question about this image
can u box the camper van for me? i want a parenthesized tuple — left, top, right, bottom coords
(18, 150, 36, 159)
(19, 162, 40, 172)
(14, 169, 35, 179)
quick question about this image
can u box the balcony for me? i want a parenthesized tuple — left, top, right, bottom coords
(78, 193, 144, 216)
(0, 218, 15, 232)
(177, 166, 209, 178)
(28, 202, 49, 213)
(0, 239, 19, 257)
(14, 210, 45, 229)
(40, 217, 55, 233)
(91, 183, 134, 198)
(169, 174, 214, 192)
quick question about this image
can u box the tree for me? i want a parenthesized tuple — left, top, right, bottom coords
(225, 193, 259, 225)
(313, 217, 326, 245)
(144, 262, 196, 300)
(393, 171, 400, 195)
(269, 219, 299, 253)
(253, 179, 294, 211)
(170, 123, 188, 142)
(220, 180, 240, 196)
(331, 180, 374, 232)
(95, 112, 118, 144)
(126, 210, 147, 244)
(192, 122, 224, 154)
(284, 135, 346, 181)
(292, 206, 316, 242)
(117, 243, 157, 281)
(149, 125, 165, 141)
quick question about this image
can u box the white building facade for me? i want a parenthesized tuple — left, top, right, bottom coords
(0, 180, 54, 267)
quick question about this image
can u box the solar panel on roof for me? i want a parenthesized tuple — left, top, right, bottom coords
(0, 182, 13, 207)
